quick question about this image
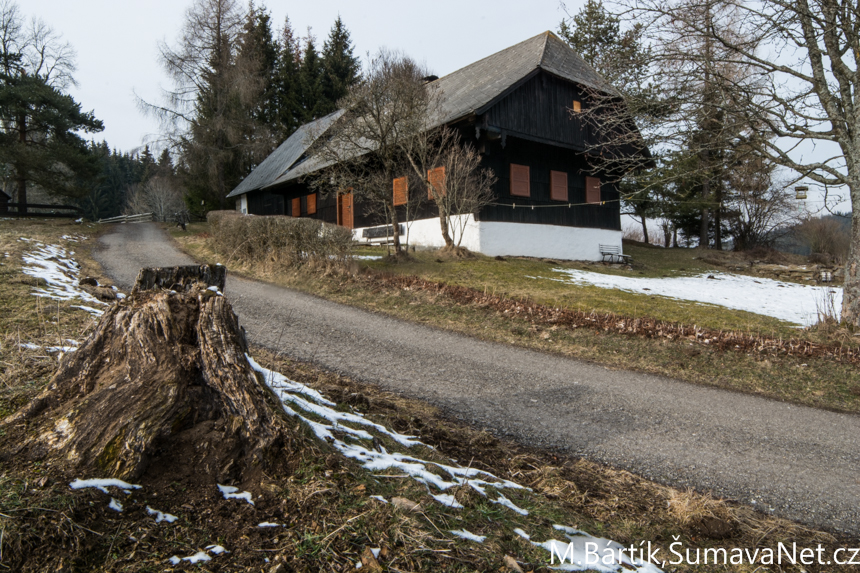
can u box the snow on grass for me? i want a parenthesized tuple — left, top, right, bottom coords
(146, 506, 178, 523)
(535, 268, 840, 327)
(109, 498, 123, 512)
(21, 241, 107, 316)
(491, 493, 528, 515)
(430, 493, 464, 509)
(257, 522, 282, 527)
(205, 545, 228, 555)
(69, 478, 142, 494)
(251, 357, 663, 572)
(169, 552, 211, 565)
(449, 529, 486, 543)
(217, 484, 254, 505)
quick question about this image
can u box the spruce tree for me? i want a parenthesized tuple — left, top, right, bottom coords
(273, 16, 303, 139)
(320, 16, 360, 115)
(297, 31, 324, 123)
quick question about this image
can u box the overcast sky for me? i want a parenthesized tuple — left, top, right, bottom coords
(25, 0, 577, 154)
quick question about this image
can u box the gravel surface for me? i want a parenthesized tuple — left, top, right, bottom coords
(95, 223, 860, 535)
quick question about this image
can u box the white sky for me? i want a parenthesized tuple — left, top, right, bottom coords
(25, 0, 577, 154)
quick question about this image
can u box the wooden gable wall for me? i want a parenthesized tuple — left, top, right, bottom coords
(482, 71, 592, 151)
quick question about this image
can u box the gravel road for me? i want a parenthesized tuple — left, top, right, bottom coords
(95, 222, 860, 535)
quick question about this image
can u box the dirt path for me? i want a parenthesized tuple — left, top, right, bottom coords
(95, 222, 860, 535)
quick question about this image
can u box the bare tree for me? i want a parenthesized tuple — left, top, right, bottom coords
(125, 176, 184, 223)
(309, 49, 433, 254)
(724, 159, 797, 250)
(621, 0, 860, 323)
(140, 0, 273, 210)
(402, 128, 496, 250)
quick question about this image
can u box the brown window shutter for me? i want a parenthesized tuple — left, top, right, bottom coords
(572, 100, 582, 113)
(292, 197, 301, 216)
(427, 166, 446, 199)
(510, 164, 530, 197)
(550, 170, 568, 201)
(393, 177, 408, 206)
(586, 176, 601, 204)
(307, 193, 317, 215)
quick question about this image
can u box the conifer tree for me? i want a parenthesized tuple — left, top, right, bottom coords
(273, 16, 302, 139)
(319, 16, 359, 115)
(297, 31, 324, 123)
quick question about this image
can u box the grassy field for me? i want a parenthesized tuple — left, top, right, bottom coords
(1, 217, 857, 572)
(172, 223, 860, 415)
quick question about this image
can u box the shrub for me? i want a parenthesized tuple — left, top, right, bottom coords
(207, 211, 354, 270)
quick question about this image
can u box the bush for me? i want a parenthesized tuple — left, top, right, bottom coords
(207, 211, 354, 270)
(793, 216, 850, 264)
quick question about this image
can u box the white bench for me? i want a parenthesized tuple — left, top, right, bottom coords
(599, 244, 631, 264)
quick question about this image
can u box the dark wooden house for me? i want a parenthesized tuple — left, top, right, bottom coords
(228, 31, 647, 260)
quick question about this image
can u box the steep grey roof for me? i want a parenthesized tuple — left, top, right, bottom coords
(230, 32, 619, 194)
(433, 31, 618, 126)
(226, 110, 343, 198)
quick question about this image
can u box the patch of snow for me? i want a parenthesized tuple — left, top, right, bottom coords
(537, 268, 841, 327)
(491, 493, 528, 515)
(217, 484, 254, 505)
(353, 255, 382, 260)
(69, 478, 142, 494)
(171, 551, 211, 564)
(257, 522, 281, 527)
(431, 493, 464, 508)
(146, 506, 178, 523)
(370, 547, 381, 558)
(207, 286, 223, 296)
(513, 528, 530, 540)
(370, 495, 388, 503)
(46, 345, 77, 353)
(108, 498, 123, 512)
(18, 343, 40, 350)
(355, 562, 362, 569)
(21, 242, 106, 316)
(205, 545, 228, 555)
(450, 529, 486, 543)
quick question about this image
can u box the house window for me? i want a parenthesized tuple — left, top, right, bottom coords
(427, 166, 446, 199)
(510, 164, 530, 197)
(393, 176, 408, 206)
(307, 192, 317, 215)
(550, 170, 568, 201)
(572, 100, 582, 113)
(292, 196, 301, 216)
(586, 176, 601, 204)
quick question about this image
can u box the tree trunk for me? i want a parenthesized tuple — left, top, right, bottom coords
(714, 181, 723, 250)
(16, 112, 27, 214)
(842, 179, 860, 327)
(438, 202, 454, 247)
(700, 172, 710, 248)
(389, 198, 401, 253)
(1, 266, 290, 482)
(640, 215, 649, 244)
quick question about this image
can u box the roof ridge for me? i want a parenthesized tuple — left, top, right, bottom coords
(538, 30, 553, 68)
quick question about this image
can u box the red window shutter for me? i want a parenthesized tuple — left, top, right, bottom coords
(292, 197, 301, 216)
(427, 166, 446, 199)
(586, 176, 601, 204)
(510, 164, 530, 197)
(307, 193, 317, 215)
(550, 171, 568, 201)
(393, 177, 408, 206)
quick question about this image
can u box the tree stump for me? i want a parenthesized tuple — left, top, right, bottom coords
(1, 265, 288, 482)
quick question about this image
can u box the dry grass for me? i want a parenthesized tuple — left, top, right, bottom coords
(2, 219, 858, 571)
